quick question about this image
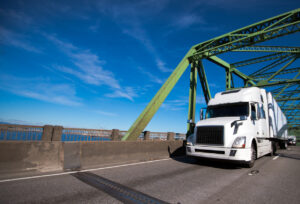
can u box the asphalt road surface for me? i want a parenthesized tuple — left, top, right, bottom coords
(1, 146, 300, 204)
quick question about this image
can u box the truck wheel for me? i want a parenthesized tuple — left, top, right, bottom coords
(280, 141, 287, 149)
(272, 142, 277, 155)
(268, 142, 274, 156)
(246, 143, 256, 168)
(284, 141, 288, 149)
(268, 142, 276, 156)
(279, 141, 288, 149)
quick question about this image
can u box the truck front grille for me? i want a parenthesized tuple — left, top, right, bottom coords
(196, 126, 224, 145)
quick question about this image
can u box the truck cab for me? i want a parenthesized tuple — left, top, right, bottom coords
(186, 87, 273, 168)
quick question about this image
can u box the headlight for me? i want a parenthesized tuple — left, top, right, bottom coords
(186, 135, 194, 146)
(232, 136, 246, 148)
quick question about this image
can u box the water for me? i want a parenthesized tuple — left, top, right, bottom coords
(0, 131, 111, 141)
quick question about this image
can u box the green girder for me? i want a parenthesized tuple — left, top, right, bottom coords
(232, 45, 300, 53)
(277, 97, 300, 102)
(124, 8, 300, 140)
(250, 55, 295, 77)
(231, 53, 294, 69)
(254, 67, 300, 78)
(197, 60, 211, 104)
(191, 8, 300, 58)
(187, 62, 198, 136)
(122, 49, 194, 141)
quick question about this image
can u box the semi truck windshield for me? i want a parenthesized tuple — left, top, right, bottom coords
(206, 102, 249, 118)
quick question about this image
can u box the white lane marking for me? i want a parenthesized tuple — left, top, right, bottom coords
(0, 158, 171, 183)
(273, 155, 279, 160)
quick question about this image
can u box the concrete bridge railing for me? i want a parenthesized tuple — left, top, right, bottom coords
(0, 124, 186, 176)
(0, 124, 186, 142)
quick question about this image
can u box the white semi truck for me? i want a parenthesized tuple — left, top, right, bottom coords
(186, 87, 288, 168)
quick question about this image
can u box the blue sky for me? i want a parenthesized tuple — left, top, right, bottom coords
(0, 0, 299, 133)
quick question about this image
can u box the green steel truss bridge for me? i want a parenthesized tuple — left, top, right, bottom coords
(123, 8, 300, 141)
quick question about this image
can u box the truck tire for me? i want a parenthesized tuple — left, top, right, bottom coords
(246, 143, 256, 168)
(272, 141, 277, 155)
(284, 141, 288, 149)
(269, 142, 276, 156)
(279, 141, 288, 149)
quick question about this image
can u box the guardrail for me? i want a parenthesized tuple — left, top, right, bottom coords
(0, 124, 43, 141)
(0, 124, 186, 141)
(62, 128, 112, 141)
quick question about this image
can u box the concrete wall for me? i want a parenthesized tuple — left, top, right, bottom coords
(0, 141, 185, 174)
(0, 141, 63, 174)
(79, 140, 184, 169)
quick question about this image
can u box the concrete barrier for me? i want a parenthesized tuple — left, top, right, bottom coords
(0, 141, 63, 174)
(79, 140, 184, 169)
(0, 140, 185, 174)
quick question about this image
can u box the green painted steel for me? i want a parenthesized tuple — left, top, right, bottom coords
(274, 72, 300, 98)
(207, 56, 256, 86)
(124, 9, 300, 140)
(277, 97, 300, 102)
(197, 60, 211, 104)
(191, 8, 300, 58)
(231, 53, 294, 69)
(256, 57, 298, 86)
(232, 46, 300, 53)
(187, 62, 198, 136)
(122, 49, 194, 141)
(254, 79, 300, 87)
(254, 67, 300, 78)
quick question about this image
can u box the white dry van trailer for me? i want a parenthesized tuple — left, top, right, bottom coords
(186, 87, 288, 168)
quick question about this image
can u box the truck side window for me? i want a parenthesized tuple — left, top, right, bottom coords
(251, 104, 257, 120)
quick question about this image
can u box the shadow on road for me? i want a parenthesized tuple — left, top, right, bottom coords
(277, 146, 300, 161)
(73, 172, 169, 204)
(278, 153, 300, 161)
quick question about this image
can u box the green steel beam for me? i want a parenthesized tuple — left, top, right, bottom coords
(266, 57, 298, 81)
(274, 71, 300, 97)
(250, 55, 295, 76)
(197, 60, 212, 104)
(255, 78, 300, 88)
(231, 53, 293, 68)
(207, 55, 256, 87)
(280, 99, 298, 114)
(232, 45, 300, 53)
(226, 69, 232, 90)
(255, 78, 296, 82)
(279, 91, 300, 97)
(286, 113, 300, 116)
(187, 62, 197, 136)
(254, 67, 300, 78)
(284, 108, 300, 111)
(191, 9, 300, 58)
(256, 57, 298, 86)
(122, 49, 194, 141)
(276, 97, 300, 101)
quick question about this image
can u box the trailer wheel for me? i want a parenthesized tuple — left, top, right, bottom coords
(279, 141, 288, 149)
(269, 142, 276, 156)
(246, 142, 256, 168)
(284, 141, 288, 149)
(272, 141, 277, 155)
